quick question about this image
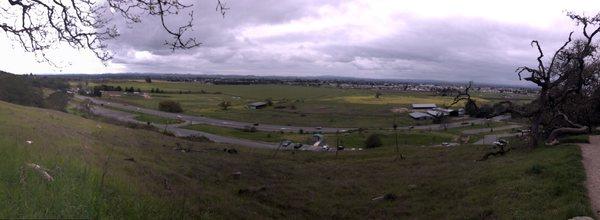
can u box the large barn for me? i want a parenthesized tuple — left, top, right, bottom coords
(409, 112, 433, 120)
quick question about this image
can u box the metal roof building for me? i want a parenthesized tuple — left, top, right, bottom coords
(409, 112, 433, 120)
(411, 103, 437, 109)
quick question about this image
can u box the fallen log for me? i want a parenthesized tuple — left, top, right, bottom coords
(546, 126, 589, 146)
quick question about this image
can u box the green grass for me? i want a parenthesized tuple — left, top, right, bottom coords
(559, 135, 590, 144)
(184, 123, 309, 143)
(85, 80, 529, 128)
(0, 99, 591, 219)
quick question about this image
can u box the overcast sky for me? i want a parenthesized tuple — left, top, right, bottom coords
(1, 0, 600, 85)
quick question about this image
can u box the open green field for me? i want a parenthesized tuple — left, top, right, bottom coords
(0, 99, 591, 218)
(82, 80, 530, 128)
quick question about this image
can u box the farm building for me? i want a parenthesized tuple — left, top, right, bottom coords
(247, 102, 268, 109)
(433, 108, 459, 116)
(409, 112, 433, 120)
(424, 108, 460, 117)
(411, 103, 437, 109)
(427, 110, 444, 117)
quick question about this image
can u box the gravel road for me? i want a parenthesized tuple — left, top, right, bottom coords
(580, 136, 600, 215)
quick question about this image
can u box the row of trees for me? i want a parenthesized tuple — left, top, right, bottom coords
(88, 85, 142, 96)
(150, 88, 165, 93)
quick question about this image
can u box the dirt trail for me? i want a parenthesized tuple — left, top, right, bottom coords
(580, 135, 600, 215)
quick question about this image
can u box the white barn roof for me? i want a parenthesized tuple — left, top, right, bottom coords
(409, 112, 432, 119)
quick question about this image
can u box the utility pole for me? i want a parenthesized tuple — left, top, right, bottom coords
(392, 110, 404, 161)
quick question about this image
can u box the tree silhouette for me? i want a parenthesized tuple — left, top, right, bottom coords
(1, 0, 228, 62)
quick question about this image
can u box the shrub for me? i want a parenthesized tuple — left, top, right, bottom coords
(559, 135, 590, 144)
(219, 101, 231, 110)
(242, 126, 257, 133)
(158, 100, 183, 113)
(43, 91, 70, 112)
(365, 134, 383, 148)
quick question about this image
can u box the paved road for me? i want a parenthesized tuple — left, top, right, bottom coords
(89, 105, 279, 149)
(77, 95, 353, 133)
(76, 95, 512, 133)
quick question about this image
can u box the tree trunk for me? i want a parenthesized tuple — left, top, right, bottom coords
(529, 114, 543, 148)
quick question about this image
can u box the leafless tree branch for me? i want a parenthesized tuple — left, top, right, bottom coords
(0, 0, 229, 62)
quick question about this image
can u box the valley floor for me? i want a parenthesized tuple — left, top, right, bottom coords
(0, 100, 593, 219)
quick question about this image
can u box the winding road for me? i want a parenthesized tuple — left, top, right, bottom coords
(88, 105, 280, 149)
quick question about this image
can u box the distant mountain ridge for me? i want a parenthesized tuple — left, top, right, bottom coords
(41, 72, 535, 89)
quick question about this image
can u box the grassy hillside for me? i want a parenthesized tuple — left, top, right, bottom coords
(0, 100, 592, 219)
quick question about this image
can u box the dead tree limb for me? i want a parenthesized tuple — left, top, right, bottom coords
(25, 163, 54, 182)
(546, 112, 590, 145)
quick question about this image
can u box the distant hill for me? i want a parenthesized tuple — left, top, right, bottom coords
(0, 71, 69, 110)
(0, 71, 44, 107)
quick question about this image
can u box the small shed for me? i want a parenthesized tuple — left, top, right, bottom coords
(412, 103, 437, 109)
(247, 102, 268, 109)
(410, 112, 433, 120)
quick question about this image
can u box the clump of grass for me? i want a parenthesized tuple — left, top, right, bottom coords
(527, 164, 545, 175)
(559, 135, 590, 144)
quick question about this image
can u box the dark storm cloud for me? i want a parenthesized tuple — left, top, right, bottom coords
(106, 0, 577, 85)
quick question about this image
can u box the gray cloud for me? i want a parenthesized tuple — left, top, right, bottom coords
(105, 0, 579, 86)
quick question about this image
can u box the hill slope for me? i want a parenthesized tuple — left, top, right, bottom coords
(0, 100, 593, 219)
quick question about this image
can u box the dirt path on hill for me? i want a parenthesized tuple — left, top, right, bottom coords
(580, 135, 600, 216)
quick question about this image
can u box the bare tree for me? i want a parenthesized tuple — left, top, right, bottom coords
(451, 81, 480, 116)
(0, 0, 229, 63)
(514, 12, 600, 147)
